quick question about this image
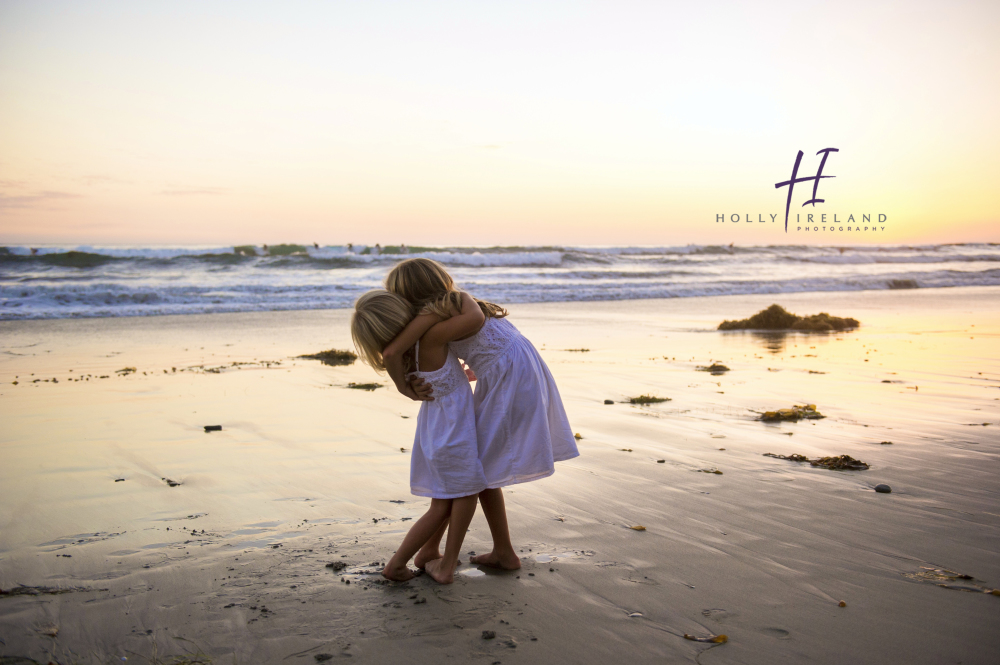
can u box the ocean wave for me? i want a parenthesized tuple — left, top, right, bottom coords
(3, 265, 998, 320)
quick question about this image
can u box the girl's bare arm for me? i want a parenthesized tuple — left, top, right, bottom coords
(423, 292, 486, 345)
(383, 312, 441, 400)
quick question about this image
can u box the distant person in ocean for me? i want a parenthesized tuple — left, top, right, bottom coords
(373, 243, 382, 256)
(314, 242, 319, 249)
(347, 243, 354, 253)
(401, 243, 409, 254)
(382, 258, 579, 574)
(351, 289, 490, 583)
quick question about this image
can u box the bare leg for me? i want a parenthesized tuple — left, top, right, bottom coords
(382, 499, 451, 581)
(414, 518, 449, 569)
(425, 494, 479, 584)
(469, 488, 521, 570)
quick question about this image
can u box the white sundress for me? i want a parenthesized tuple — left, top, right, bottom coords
(409, 341, 489, 499)
(448, 316, 579, 488)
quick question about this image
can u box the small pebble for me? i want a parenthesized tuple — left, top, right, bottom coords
(482, 630, 496, 639)
(657, 459, 665, 463)
(875, 484, 892, 494)
(604, 399, 614, 405)
(838, 601, 847, 607)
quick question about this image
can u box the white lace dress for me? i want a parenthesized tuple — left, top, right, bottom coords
(409, 341, 489, 499)
(448, 317, 579, 487)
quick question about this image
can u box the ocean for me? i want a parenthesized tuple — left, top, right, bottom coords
(1, 243, 998, 320)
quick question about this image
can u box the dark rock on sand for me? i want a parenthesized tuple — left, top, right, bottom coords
(162, 477, 182, 487)
(297, 349, 358, 366)
(204, 425, 222, 432)
(875, 484, 892, 493)
(760, 404, 825, 422)
(604, 399, 614, 404)
(347, 382, 382, 391)
(482, 630, 496, 639)
(697, 363, 730, 374)
(314, 655, 334, 662)
(325, 561, 348, 571)
(718, 304, 859, 332)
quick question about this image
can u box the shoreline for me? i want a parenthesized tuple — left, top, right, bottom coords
(1, 286, 998, 664)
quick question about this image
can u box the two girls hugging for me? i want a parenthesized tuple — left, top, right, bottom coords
(351, 258, 579, 584)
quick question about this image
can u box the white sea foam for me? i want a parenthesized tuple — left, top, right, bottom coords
(1, 244, 998, 319)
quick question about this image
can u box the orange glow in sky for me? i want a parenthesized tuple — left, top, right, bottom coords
(1, 1, 998, 246)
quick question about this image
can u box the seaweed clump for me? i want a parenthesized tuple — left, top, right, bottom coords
(348, 382, 382, 391)
(696, 363, 730, 374)
(298, 349, 357, 366)
(718, 304, 859, 332)
(759, 404, 825, 422)
(764, 453, 869, 470)
(628, 395, 671, 404)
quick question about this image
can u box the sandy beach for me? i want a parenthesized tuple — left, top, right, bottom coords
(1, 286, 998, 664)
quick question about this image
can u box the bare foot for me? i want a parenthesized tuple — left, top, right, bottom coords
(424, 558, 455, 584)
(413, 550, 442, 569)
(469, 550, 521, 570)
(381, 562, 416, 582)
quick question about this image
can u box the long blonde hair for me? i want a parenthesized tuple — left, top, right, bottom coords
(350, 290, 414, 372)
(385, 257, 507, 319)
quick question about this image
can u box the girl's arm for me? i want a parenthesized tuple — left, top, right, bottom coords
(422, 292, 486, 345)
(383, 312, 441, 400)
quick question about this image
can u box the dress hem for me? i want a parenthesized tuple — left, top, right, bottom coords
(410, 486, 488, 500)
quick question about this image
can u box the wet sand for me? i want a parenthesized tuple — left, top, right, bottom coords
(1, 287, 998, 664)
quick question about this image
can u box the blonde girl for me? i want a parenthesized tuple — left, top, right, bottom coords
(351, 289, 487, 584)
(382, 258, 579, 571)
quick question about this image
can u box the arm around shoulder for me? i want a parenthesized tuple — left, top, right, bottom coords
(424, 292, 485, 345)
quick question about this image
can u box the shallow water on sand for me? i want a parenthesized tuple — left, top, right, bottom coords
(1, 287, 998, 664)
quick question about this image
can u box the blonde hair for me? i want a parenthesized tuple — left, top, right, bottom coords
(385, 257, 507, 319)
(350, 290, 415, 372)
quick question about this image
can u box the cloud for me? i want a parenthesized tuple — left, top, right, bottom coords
(159, 187, 227, 196)
(0, 190, 83, 209)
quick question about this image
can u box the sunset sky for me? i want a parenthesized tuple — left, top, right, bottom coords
(1, 0, 998, 247)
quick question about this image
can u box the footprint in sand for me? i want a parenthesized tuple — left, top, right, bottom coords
(762, 627, 791, 640)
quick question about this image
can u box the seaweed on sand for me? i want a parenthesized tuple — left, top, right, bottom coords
(759, 404, 825, 422)
(297, 349, 357, 366)
(718, 304, 859, 332)
(348, 382, 382, 391)
(764, 452, 870, 470)
(696, 363, 730, 374)
(628, 395, 671, 404)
